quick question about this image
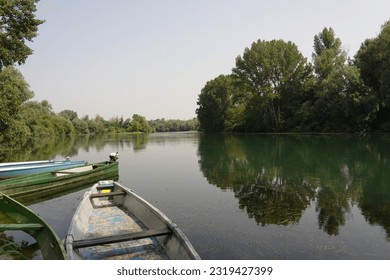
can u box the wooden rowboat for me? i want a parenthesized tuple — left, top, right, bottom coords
(65, 180, 200, 260)
(0, 192, 67, 260)
(0, 158, 87, 179)
(0, 156, 119, 203)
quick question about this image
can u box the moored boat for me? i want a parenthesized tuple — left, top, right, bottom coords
(0, 192, 67, 260)
(0, 158, 87, 179)
(65, 180, 200, 260)
(0, 154, 119, 203)
(0, 160, 54, 167)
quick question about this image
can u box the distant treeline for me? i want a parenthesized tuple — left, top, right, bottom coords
(0, 86, 199, 148)
(196, 21, 390, 133)
(59, 109, 198, 134)
(0, 65, 198, 148)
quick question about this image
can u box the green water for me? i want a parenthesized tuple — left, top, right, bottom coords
(1, 133, 390, 259)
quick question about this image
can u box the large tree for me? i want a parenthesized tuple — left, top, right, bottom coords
(0, 66, 33, 145)
(310, 27, 348, 131)
(196, 74, 235, 132)
(0, 66, 33, 132)
(311, 27, 376, 132)
(232, 39, 312, 132)
(309, 27, 373, 132)
(0, 0, 43, 145)
(0, 0, 44, 69)
(355, 21, 390, 130)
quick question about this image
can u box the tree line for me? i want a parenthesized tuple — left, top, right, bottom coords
(0, 1, 198, 148)
(0, 57, 198, 149)
(2, 1, 390, 149)
(0, 82, 199, 148)
(196, 21, 390, 133)
(59, 111, 198, 135)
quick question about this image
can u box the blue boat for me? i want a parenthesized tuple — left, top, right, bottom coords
(0, 159, 87, 179)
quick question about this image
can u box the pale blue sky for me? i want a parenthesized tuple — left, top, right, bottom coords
(18, 0, 390, 120)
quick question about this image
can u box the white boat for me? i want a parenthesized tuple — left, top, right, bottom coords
(0, 159, 87, 178)
(65, 180, 200, 260)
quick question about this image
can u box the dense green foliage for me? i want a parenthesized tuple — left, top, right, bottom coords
(0, 0, 44, 69)
(0, 67, 33, 131)
(56, 113, 198, 135)
(233, 39, 313, 132)
(0, 66, 33, 146)
(196, 74, 235, 132)
(196, 22, 390, 133)
(0, 67, 80, 147)
(355, 20, 390, 131)
(22, 100, 74, 138)
(0, 0, 42, 147)
(149, 118, 199, 132)
(57, 111, 198, 135)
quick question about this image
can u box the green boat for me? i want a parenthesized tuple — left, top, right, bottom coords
(0, 192, 67, 259)
(0, 154, 119, 203)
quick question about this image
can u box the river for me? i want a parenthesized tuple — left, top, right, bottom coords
(2, 132, 390, 259)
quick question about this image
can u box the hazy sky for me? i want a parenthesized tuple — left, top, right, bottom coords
(18, 0, 390, 120)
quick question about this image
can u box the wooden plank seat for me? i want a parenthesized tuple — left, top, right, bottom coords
(72, 228, 172, 249)
(0, 223, 44, 231)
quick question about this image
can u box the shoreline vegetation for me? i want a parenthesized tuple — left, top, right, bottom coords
(1, 2, 390, 149)
(196, 22, 390, 135)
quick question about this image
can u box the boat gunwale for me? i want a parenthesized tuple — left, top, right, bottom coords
(0, 192, 68, 260)
(0, 160, 52, 167)
(0, 160, 88, 179)
(0, 160, 87, 172)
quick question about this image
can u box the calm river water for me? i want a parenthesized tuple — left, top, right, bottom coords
(2, 132, 390, 259)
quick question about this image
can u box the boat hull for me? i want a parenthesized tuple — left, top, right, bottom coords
(0, 192, 67, 260)
(0, 162, 119, 203)
(65, 181, 200, 260)
(0, 160, 87, 179)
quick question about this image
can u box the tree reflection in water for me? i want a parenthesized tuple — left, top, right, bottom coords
(197, 134, 390, 237)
